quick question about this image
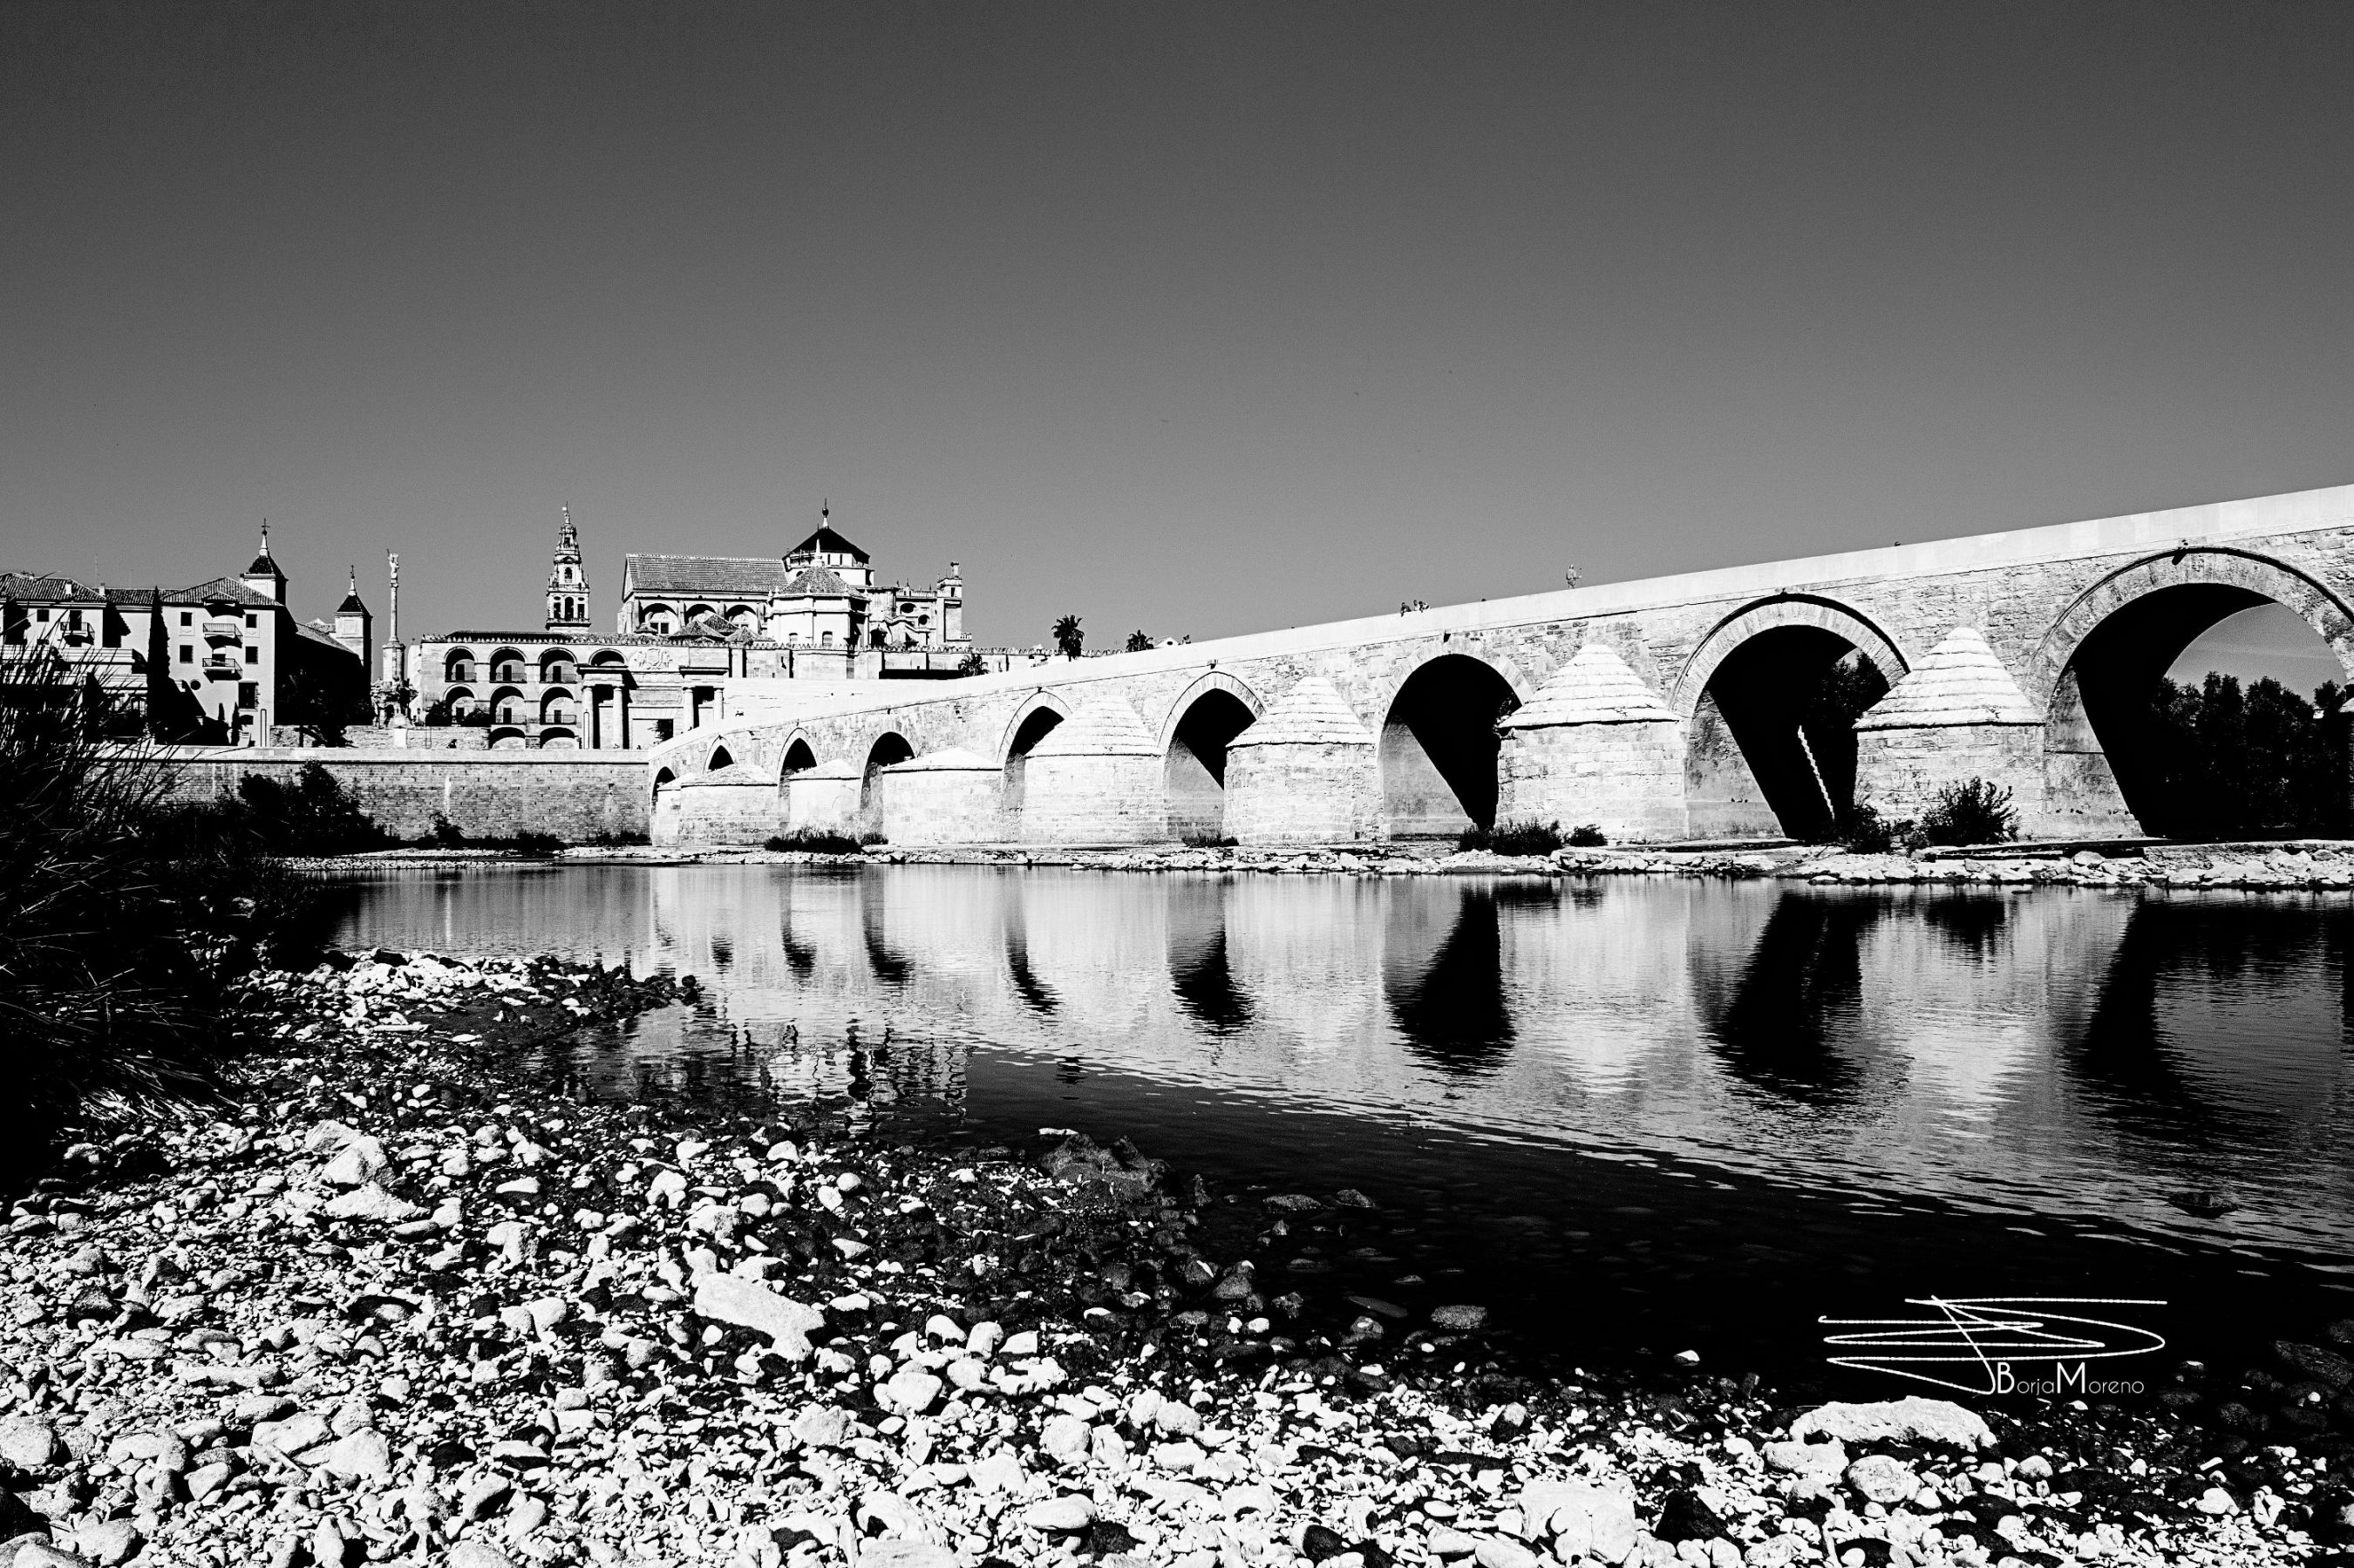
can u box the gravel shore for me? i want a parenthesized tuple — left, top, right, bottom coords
(316, 841, 2354, 896)
(2, 950, 2346, 1568)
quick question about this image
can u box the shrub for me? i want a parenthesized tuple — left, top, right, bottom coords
(1566, 824, 1608, 848)
(0, 655, 228, 1147)
(1180, 832, 1237, 849)
(588, 829, 650, 847)
(1459, 820, 1566, 856)
(509, 831, 563, 858)
(860, 831, 888, 847)
(764, 828, 866, 856)
(1919, 777, 2018, 847)
(428, 814, 466, 848)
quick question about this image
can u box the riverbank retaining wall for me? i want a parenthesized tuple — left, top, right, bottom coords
(159, 749, 648, 841)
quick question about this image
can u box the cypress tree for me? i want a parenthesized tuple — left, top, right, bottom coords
(145, 587, 172, 742)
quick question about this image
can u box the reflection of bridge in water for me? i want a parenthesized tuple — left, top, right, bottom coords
(405, 864, 2354, 1255)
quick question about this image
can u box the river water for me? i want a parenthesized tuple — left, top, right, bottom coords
(333, 863, 2354, 1388)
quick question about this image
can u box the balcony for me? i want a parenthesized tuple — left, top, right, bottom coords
(202, 616, 243, 641)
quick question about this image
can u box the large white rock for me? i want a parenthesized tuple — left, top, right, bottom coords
(1788, 1396, 1995, 1450)
(691, 1273, 826, 1361)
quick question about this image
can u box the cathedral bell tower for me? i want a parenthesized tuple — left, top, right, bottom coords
(546, 507, 590, 633)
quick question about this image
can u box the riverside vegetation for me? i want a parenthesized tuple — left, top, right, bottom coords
(9, 660, 2354, 1567)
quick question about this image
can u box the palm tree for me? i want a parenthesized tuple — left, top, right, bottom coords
(1052, 615, 1084, 660)
(1124, 630, 1153, 653)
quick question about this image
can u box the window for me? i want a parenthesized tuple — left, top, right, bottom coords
(245, 646, 260, 664)
(179, 612, 192, 627)
(178, 646, 192, 663)
(820, 631, 833, 646)
(35, 609, 49, 621)
(245, 613, 256, 628)
(237, 682, 257, 709)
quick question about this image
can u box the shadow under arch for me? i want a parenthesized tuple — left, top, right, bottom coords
(1163, 674, 1262, 843)
(1002, 696, 1069, 823)
(1676, 597, 1905, 841)
(2031, 550, 2354, 837)
(1690, 889, 1881, 1103)
(860, 731, 914, 833)
(1379, 652, 1525, 837)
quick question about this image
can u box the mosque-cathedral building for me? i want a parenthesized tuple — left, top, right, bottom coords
(400, 508, 986, 750)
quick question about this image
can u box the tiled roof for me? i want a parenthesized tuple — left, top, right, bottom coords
(1029, 694, 1159, 757)
(1857, 627, 2039, 730)
(1229, 675, 1374, 748)
(624, 554, 797, 598)
(429, 629, 784, 648)
(783, 567, 858, 597)
(787, 525, 869, 562)
(175, 576, 281, 607)
(1505, 641, 1676, 728)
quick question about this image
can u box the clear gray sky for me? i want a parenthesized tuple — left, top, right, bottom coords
(3, 3, 2350, 680)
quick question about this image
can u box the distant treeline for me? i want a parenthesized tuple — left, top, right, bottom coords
(2141, 674, 2347, 840)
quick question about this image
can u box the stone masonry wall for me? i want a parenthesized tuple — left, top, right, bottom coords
(1225, 745, 1379, 846)
(1498, 723, 1690, 844)
(160, 749, 647, 842)
(1854, 724, 2047, 830)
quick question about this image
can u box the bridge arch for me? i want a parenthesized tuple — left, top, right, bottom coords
(780, 734, 818, 774)
(2032, 548, 2354, 837)
(1000, 690, 1073, 821)
(1161, 671, 1265, 843)
(859, 730, 915, 836)
(1676, 595, 1908, 841)
(707, 743, 735, 771)
(1378, 648, 1527, 838)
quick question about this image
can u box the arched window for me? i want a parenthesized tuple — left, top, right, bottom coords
(444, 649, 476, 683)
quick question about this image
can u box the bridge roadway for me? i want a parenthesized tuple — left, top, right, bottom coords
(646, 484, 2354, 847)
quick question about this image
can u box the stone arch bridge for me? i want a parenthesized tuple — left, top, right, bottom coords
(648, 485, 2354, 848)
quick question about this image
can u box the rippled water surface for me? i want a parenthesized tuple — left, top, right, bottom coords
(335, 864, 2354, 1377)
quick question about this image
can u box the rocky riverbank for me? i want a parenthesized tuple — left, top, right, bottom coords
(4, 952, 2347, 1568)
(495, 838, 2354, 895)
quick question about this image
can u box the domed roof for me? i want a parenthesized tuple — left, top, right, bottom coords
(1503, 641, 1674, 728)
(1229, 675, 1374, 748)
(1029, 695, 1159, 757)
(1856, 626, 2038, 730)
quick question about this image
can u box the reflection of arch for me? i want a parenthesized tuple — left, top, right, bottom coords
(1672, 597, 1908, 717)
(1163, 674, 1263, 842)
(1379, 652, 1522, 836)
(2032, 549, 2354, 837)
(708, 743, 735, 771)
(1677, 597, 1905, 841)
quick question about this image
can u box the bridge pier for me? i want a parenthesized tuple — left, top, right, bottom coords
(1496, 642, 1689, 843)
(1225, 676, 1380, 846)
(1018, 695, 1169, 845)
(879, 748, 1005, 846)
(1853, 628, 2047, 832)
(782, 758, 862, 838)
